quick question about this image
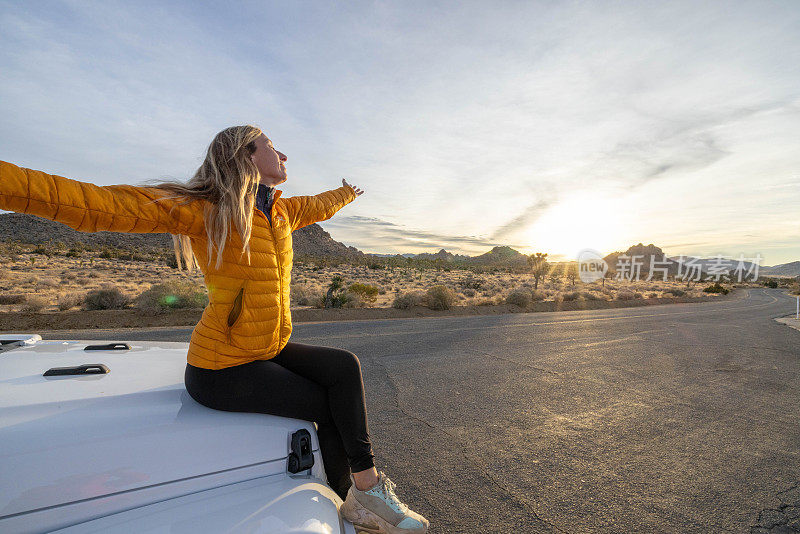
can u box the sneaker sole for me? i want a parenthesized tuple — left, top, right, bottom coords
(340, 493, 429, 534)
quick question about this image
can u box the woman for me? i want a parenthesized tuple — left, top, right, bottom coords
(0, 125, 429, 534)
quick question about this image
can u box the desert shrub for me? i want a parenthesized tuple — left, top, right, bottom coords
(0, 268, 8, 279)
(664, 289, 686, 297)
(505, 288, 532, 308)
(0, 293, 26, 304)
(392, 290, 427, 309)
(633, 292, 643, 299)
(21, 296, 48, 312)
(426, 285, 456, 310)
(616, 290, 635, 300)
(24, 275, 39, 285)
(463, 288, 476, 297)
(38, 278, 59, 288)
(61, 272, 78, 281)
(459, 275, 483, 290)
(348, 282, 379, 303)
(646, 292, 658, 299)
(291, 285, 312, 306)
(84, 285, 131, 310)
(562, 291, 581, 301)
(764, 280, 778, 288)
(134, 281, 208, 313)
(703, 282, 729, 294)
(475, 298, 495, 306)
(58, 293, 84, 311)
(581, 291, 603, 301)
(342, 291, 366, 308)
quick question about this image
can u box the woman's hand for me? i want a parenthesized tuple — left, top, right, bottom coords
(342, 178, 364, 196)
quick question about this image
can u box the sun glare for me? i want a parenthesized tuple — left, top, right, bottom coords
(525, 193, 628, 259)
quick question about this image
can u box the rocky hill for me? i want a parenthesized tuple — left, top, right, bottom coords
(0, 213, 367, 260)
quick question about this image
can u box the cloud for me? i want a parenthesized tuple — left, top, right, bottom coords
(320, 215, 528, 255)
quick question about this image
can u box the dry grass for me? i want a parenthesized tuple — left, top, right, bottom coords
(0, 250, 758, 314)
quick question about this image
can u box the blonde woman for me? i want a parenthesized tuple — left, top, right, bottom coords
(0, 125, 429, 534)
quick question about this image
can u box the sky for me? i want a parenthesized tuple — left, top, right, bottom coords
(0, 0, 798, 266)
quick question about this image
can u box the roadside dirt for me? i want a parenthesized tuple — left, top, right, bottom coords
(0, 292, 736, 332)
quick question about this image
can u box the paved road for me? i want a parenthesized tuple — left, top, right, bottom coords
(42, 288, 800, 533)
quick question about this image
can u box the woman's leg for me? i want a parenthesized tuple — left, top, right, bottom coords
(184, 355, 363, 500)
(269, 342, 376, 481)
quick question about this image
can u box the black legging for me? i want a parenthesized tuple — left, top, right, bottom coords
(184, 341, 376, 500)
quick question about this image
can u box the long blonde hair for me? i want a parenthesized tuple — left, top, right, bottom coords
(148, 125, 263, 270)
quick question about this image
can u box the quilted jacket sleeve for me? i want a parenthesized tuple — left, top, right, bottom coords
(283, 184, 357, 232)
(0, 160, 206, 236)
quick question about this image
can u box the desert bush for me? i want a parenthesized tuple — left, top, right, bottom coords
(134, 281, 208, 313)
(38, 278, 59, 288)
(505, 288, 532, 308)
(61, 272, 78, 281)
(342, 291, 366, 308)
(21, 296, 48, 312)
(0, 293, 26, 305)
(664, 289, 686, 297)
(0, 268, 8, 279)
(84, 285, 131, 310)
(463, 288, 476, 297)
(616, 290, 635, 300)
(633, 292, 643, 299)
(348, 282, 379, 303)
(426, 285, 456, 310)
(646, 292, 658, 299)
(392, 290, 427, 309)
(291, 285, 312, 306)
(561, 291, 581, 302)
(703, 282, 729, 294)
(58, 293, 84, 311)
(459, 275, 483, 290)
(764, 280, 778, 288)
(24, 275, 39, 285)
(475, 298, 495, 306)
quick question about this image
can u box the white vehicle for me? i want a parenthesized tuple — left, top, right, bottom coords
(0, 334, 358, 534)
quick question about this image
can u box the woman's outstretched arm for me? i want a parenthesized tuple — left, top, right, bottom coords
(0, 160, 206, 237)
(284, 180, 361, 232)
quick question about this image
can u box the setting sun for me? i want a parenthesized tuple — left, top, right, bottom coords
(524, 193, 628, 259)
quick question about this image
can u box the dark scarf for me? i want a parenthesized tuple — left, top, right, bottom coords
(255, 183, 275, 223)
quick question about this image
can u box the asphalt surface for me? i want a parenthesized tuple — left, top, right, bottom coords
(41, 288, 800, 533)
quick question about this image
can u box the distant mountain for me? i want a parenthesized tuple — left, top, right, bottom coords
(0, 213, 367, 261)
(414, 248, 471, 262)
(468, 246, 529, 267)
(0, 213, 173, 252)
(603, 243, 682, 276)
(2, 214, 795, 275)
(762, 261, 800, 277)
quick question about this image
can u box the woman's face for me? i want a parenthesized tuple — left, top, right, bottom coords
(251, 133, 287, 186)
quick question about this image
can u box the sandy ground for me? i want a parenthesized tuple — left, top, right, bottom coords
(0, 292, 734, 332)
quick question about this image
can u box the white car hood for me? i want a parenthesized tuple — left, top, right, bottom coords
(0, 338, 320, 519)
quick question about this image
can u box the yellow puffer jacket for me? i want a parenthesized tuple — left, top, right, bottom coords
(0, 160, 357, 370)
